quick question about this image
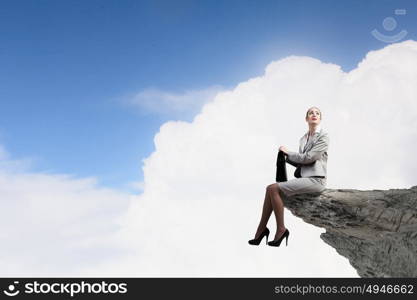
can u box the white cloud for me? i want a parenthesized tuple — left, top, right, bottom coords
(126, 180, 145, 192)
(3, 40, 417, 277)
(0, 152, 133, 276)
(127, 85, 226, 118)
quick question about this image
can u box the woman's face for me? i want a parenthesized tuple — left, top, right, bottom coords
(306, 108, 321, 126)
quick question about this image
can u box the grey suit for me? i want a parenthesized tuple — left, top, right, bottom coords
(276, 128, 328, 197)
(286, 128, 329, 178)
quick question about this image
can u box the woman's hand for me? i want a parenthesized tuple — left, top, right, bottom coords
(279, 146, 289, 154)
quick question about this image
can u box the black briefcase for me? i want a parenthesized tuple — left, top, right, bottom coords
(276, 150, 288, 182)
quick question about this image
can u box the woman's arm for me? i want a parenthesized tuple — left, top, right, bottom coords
(285, 156, 299, 167)
(286, 133, 329, 165)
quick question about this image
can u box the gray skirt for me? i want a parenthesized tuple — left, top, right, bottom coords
(277, 177, 326, 197)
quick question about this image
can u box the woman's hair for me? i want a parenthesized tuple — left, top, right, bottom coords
(305, 106, 322, 119)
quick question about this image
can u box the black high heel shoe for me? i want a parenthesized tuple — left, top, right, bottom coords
(248, 227, 270, 245)
(267, 229, 290, 247)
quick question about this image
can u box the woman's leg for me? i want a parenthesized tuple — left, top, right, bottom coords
(254, 186, 274, 238)
(267, 183, 287, 240)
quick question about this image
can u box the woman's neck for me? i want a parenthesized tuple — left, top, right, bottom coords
(308, 125, 320, 136)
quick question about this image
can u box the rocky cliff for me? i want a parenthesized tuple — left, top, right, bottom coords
(282, 185, 417, 277)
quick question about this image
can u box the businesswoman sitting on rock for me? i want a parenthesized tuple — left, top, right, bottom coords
(248, 106, 329, 247)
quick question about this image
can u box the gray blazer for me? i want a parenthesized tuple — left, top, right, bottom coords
(286, 128, 329, 178)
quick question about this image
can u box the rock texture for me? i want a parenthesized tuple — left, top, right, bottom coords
(282, 185, 417, 277)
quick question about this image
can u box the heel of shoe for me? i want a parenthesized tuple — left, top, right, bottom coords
(248, 227, 270, 246)
(267, 229, 289, 247)
(265, 232, 269, 245)
(285, 231, 290, 246)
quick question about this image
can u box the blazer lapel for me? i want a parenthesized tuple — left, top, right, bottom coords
(302, 128, 322, 153)
(300, 134, 308, 153)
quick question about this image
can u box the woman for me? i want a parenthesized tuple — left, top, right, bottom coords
(248, 106, 329, 247)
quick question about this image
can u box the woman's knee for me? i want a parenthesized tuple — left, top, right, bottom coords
(266, 183, 279, 193)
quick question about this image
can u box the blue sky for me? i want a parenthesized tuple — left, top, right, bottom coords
(1, 0, 416, 192)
